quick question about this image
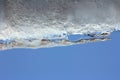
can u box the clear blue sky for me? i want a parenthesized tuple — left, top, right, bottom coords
(0, 31, 120, 80)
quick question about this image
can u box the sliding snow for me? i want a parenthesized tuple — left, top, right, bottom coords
(0, 0, 120, 50)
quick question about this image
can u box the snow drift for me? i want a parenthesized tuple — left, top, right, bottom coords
(0, 0, 120, 50)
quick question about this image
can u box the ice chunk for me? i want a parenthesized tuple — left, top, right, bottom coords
(0, 0, 120, 50)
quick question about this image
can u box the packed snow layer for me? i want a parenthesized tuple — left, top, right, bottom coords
(0, 0, 120, 50)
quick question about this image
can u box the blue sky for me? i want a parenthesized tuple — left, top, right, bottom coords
(0, 31, 120, 80)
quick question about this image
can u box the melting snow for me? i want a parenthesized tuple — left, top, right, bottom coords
(0, 0, 120, 50)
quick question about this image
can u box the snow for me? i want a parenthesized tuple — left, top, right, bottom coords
(0, 0, 120, 50)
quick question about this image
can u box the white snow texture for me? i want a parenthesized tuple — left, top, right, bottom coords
(0, 0, 120, 50)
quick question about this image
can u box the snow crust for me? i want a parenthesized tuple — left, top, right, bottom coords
(0, 0, 120, 50)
